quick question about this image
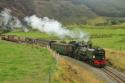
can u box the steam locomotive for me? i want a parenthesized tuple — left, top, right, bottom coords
(0, 35, 107, 67)
(50, 41, 106, 67)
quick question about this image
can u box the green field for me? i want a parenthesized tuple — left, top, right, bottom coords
(0, 40, 56, 83)
(83, 28, 125, 51)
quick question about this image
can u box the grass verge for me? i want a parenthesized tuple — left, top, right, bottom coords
(105, 49, 125, 73)
(0, 40, 56, 83)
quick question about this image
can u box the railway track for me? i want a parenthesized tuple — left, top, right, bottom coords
(101, 66, 125, 83)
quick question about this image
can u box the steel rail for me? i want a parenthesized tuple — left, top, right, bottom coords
(102, 68, 125, 83)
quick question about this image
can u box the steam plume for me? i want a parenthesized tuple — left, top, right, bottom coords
(24, 15, 89, 41)
(0, 8, 22, 29)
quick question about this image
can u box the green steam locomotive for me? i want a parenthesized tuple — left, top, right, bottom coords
(50, 41, 106, 67)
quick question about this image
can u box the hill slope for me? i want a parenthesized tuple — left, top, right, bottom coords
(0, 0, 125, 23)
(77, 0, 125, 17)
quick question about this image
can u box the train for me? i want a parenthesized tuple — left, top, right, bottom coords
(0, 35, 107, 67)
(0, 35, 49, 47)
(50, 41, 106, 67)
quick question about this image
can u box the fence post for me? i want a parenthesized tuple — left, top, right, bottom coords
(49, 70, 51, 83)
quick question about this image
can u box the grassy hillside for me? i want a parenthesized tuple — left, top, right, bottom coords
(33, 0, 97, 24)
(106, 49, 125, 73)
(83, 28, 125, 50)
(0, 0, 34, 19)
(78, 0, 125, 17)
(0, 40, 56, 83)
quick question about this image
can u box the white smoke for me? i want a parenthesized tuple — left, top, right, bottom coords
(24, 15, 90, 41)
(0, 8, 22, 29)
(0, 8, 12, 26)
